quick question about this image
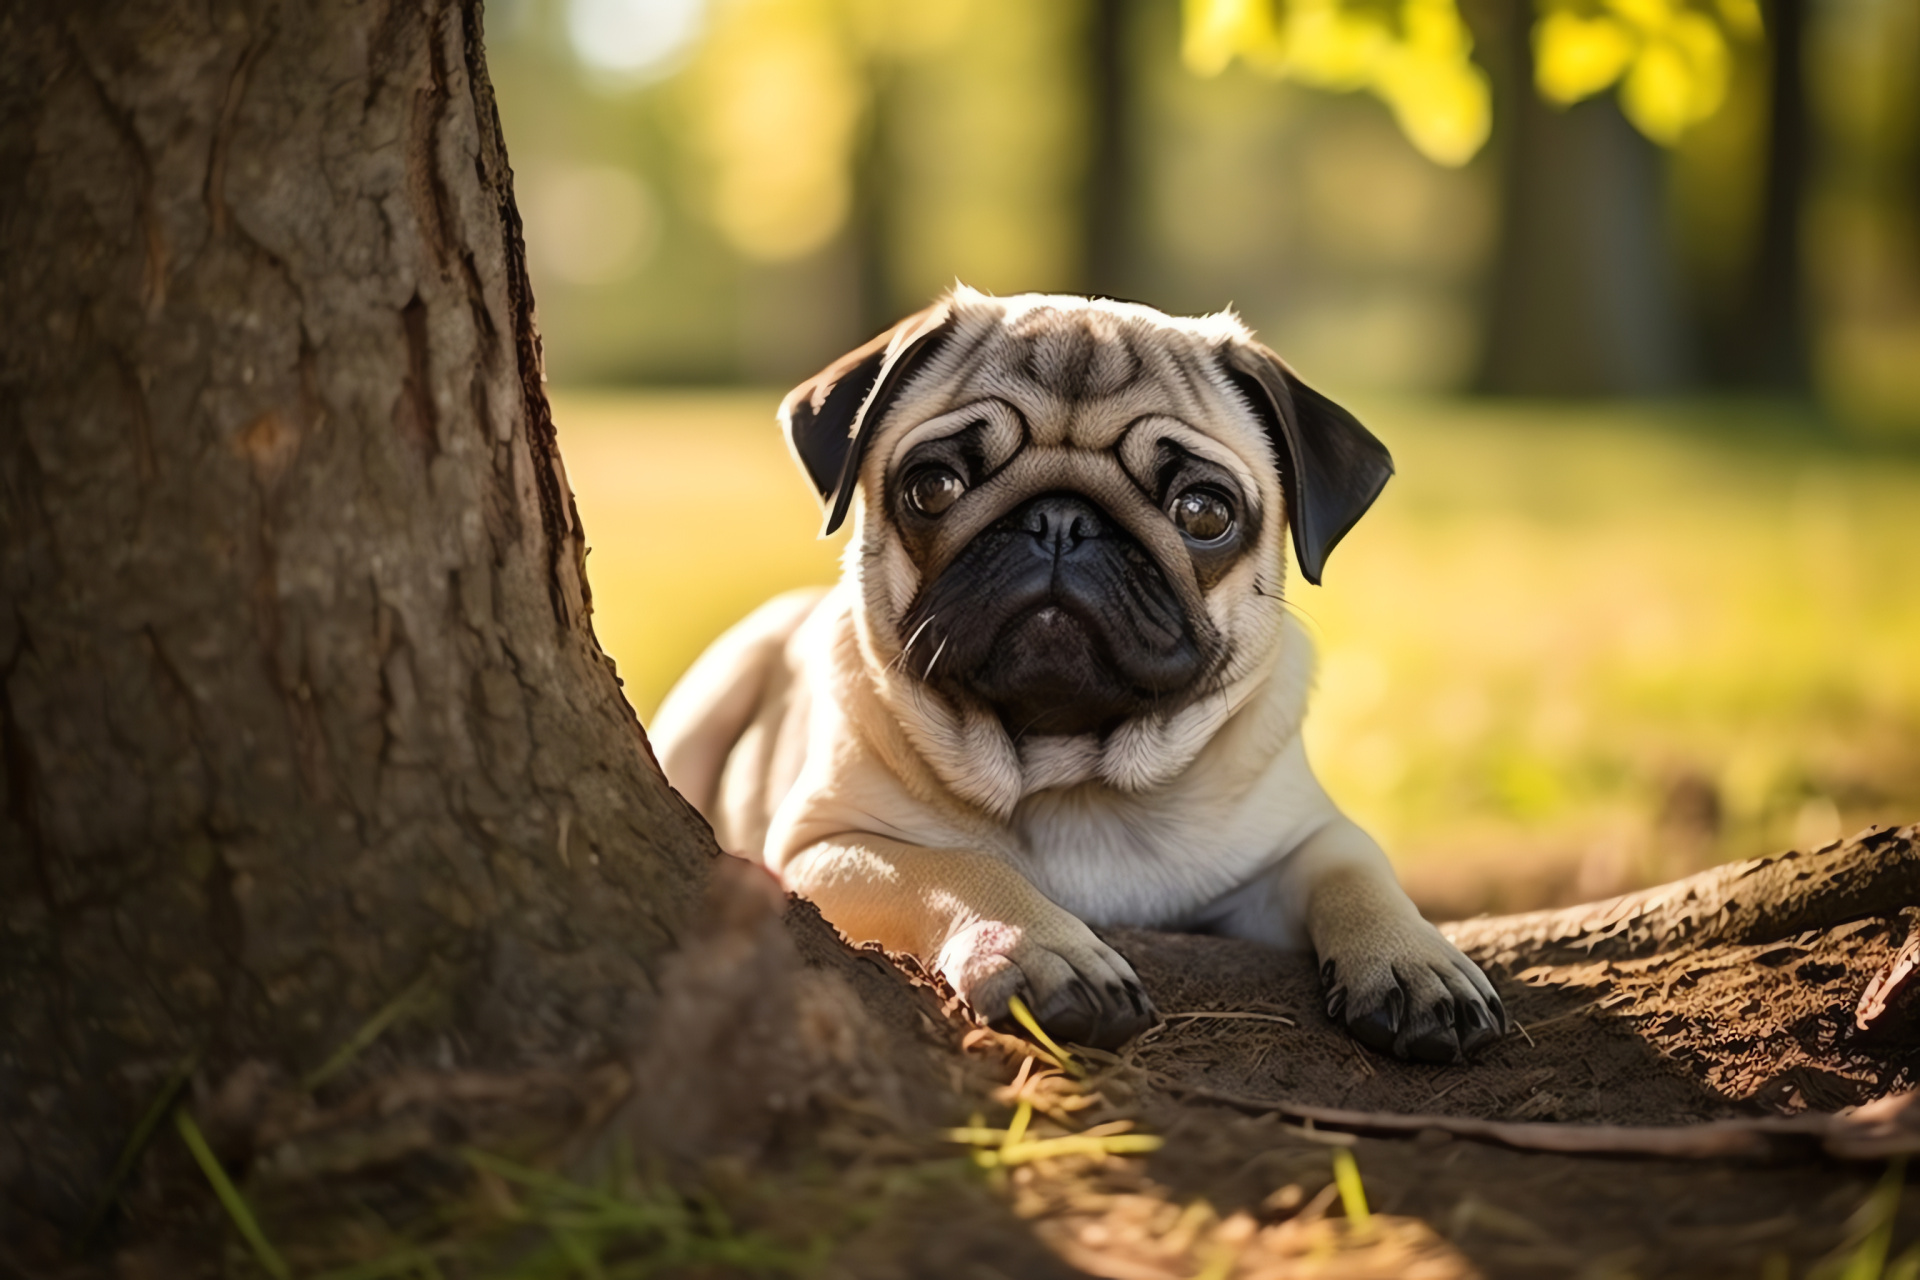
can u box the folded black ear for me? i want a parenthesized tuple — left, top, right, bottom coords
(780, 302, 956, 536)
(1222, 342, 1394, 585)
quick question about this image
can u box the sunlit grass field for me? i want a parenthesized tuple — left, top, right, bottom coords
(556, 390, 1920, 912)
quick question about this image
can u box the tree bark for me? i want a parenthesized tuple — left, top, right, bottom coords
(0, 0, 716, 1233)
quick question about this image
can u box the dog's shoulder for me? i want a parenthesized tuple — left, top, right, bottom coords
(651, 586, 832, 836)
(760, 594, 1031, 872)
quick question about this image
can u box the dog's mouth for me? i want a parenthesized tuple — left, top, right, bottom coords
(897, 492, 1211, 738)
(972, 603, 1153, 736)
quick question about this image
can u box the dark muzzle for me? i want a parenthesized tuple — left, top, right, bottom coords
(898, 492, 1209, 738)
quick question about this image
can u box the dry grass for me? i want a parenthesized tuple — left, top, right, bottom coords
(554, 390, 1920, 909)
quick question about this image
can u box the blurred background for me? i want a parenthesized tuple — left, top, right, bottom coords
(488, 0, 1920, 912)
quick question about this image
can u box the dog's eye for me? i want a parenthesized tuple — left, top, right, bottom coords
(1170, 487, 1233, 542)
(904, 466, 967, 517)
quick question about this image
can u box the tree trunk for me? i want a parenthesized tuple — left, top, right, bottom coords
(1472, 0, 1697, 394)
(1705, 0, 1812, 391)
(0, 0, 717, 1233)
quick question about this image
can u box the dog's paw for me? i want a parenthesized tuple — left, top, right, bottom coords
(1319, 921, 1507, 1064)
(936, 916, 1156, 1051)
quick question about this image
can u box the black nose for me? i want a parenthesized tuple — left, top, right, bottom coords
(1021, 495, 1105, 558)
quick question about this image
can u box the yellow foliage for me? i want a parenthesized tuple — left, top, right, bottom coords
(1186, 0, 1754, 159)
(1182, 0, 1287, 77)
(1534, 0, 1749, 145)
(1374, 0, 1495, 167)
(1534, 11, 1637, 102)
(1183, 0, 1491, 167)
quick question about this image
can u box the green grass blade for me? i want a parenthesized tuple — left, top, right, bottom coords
(1331, 1147, 1373, 1237)
(85, 1049, 199, 1236)
(463, 1148, 675, 1224)
(174, 1108, 291, 1280)
(1006, 995, 1084, 1078)
(1840, 1157, 1907, 1280)
(549, 1225, 607, 1280)
(1002, 1099, 1032, 1150)
(302, 968, 437, 1092)
(464, 1149, 606, 1202)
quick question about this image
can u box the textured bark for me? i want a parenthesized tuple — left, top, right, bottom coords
(0, 0, 715, 1232)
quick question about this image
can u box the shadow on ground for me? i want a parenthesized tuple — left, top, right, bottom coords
(1083, 894, 1919, 1278)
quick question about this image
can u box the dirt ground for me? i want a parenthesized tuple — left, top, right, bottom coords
(59, 830, 1918, 1280)
(972, 830, 1920, 1279)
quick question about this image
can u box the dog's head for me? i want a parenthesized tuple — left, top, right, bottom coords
(779, 288, 1391, 814)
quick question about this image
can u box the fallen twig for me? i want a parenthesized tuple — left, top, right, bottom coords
(1161, 1010, 1299, 1028)
(1150, 1077, 1920, 1162)
(1856, 912, 1919, 1034)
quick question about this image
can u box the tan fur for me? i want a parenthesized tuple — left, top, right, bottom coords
(654, 288, 1503, 1057)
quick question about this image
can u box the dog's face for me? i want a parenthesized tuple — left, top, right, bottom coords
(780, 289, 1391, 814)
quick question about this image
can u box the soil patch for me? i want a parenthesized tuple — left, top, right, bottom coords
(1043, 827, 1920, 1277)
(78, 833, 1918, 1280)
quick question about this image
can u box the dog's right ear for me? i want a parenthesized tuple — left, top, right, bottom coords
(780, 301, 956, 536)
(1221, 340, 1393, 586)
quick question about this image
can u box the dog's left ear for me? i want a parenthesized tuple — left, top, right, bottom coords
(1222, 341, 1394, 585)
(780, 301, 956, 537)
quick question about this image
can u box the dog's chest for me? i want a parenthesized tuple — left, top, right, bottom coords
(1008, 781, 1301, 927)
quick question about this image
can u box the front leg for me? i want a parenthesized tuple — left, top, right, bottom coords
(1209, 817, 1507, 1062)
(786, 836, 1156, 1049)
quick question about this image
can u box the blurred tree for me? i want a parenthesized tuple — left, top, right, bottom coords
(1795, 0, 1920, 428)
(1475, 0, 1697, 393)
(867, 0, 1092, 317)
(679, 0, 1089, 334)
(686, 0, 863, 264)
(1712, 0, 1808, 390)
(486, 0, 1905, 406)
(1184, 0, 1777, 395)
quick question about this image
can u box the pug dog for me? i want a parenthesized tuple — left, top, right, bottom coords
(651, 288, 1507, 1061)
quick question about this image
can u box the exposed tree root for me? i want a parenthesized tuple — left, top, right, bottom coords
(1443, 824, 1920, 965)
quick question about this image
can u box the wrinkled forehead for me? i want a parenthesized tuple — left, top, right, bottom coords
(886, 297, 1265, 456)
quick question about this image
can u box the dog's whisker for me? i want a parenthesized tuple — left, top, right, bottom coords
(923, 635, 950, 680)
(904, 614, 937, 653)
(890, 613, 940, 674)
